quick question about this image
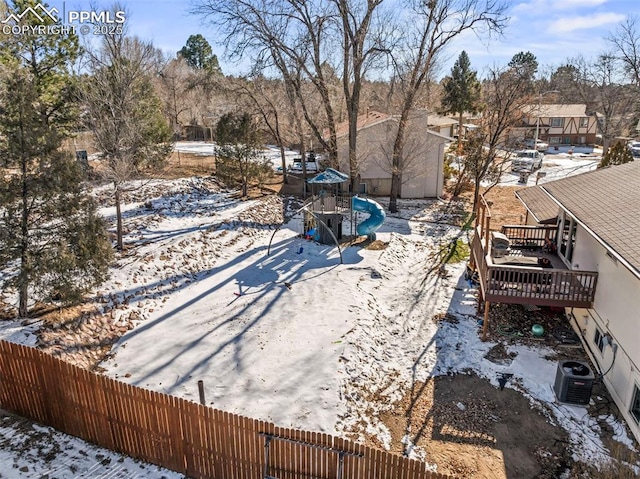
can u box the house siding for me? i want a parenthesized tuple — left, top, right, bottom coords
(566, 225, 640, 444)
(336, 115, 445, 198)
(570, 305, 639, 444)
(513, 104, 600, 146)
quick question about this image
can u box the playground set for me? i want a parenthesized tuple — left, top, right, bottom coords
(303, 168, 385, 243)
(267, 168, 386, 262)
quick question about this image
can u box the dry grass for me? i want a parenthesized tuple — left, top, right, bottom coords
(157, 151, 216, 178)
(454, 185, 528, 231)
(480, 186, 528, 229)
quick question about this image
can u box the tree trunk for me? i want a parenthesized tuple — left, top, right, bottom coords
(457, 111, 464, 154)
(389, 99, 413, 213)
(452, 175, 465, 197)
(389, 109, 409, 213)
(279, 144, 288, 184)
(472, 176, 482, 213)
(19, 153, 29, 318)
(348, 114, 358, 194)
(115, 184, 123, 251)
(346, 69, 361, 194)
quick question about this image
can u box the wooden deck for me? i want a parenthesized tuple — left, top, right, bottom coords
(471, 197, 598, 310)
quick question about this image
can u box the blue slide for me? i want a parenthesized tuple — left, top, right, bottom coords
(352, 196, 386, 237)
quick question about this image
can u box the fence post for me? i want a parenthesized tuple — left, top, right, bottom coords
(198, 380, 205, 405)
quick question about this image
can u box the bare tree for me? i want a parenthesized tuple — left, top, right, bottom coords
(157, 58, 192, 137)
(333, 0, 391, 191)
(387, 0, 508, 213)
(607, 15, 640, 86)
(156, 55, 225, 137)
(566, 54, 636, 153)
(230, 75, 298, 182)
(193, 0, 342, 167)
(465, 64, 534, 210)
(82, 33, 172, 250)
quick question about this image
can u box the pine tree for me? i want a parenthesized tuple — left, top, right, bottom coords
(179, 34, 222, 74)
(215, 113, 271, 197)
(0, 0, 113, 317)
(440, 51, 482, 153)
(508, 51, 539, 81)
(598, 141, 634, 168)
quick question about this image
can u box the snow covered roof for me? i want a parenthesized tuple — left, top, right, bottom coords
(307, 168, 349, 184)
(426, 114, 458, 127)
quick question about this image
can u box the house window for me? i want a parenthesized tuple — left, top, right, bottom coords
(564, 137, 571, 144)
(567, 221, 577, 262)
(551, 118, 564, 127)
(594, 328, 605, 353)
(580, 118, 589, 128)
(632, 385, 640, 423)
(559, 214, 571, 256)
(549, 137, 561, 144)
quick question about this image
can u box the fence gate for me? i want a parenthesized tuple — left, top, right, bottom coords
(261, 433, 363, 479)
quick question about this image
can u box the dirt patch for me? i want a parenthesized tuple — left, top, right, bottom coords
(484, 342, 518, 365)
(456, 186, 528, 230)
(364, 239, 389, 250)
(482, 303, 582, 350)
(375, 374, 571, 479)
(480, 186, 528, 230)
(160, 151, 215, 178)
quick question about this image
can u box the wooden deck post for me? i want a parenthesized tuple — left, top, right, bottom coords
(482, 301, 490, 341)
(484, 216, 491, 251)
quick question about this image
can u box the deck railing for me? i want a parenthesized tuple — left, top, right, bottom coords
(500, 225, 557, 249)
(471, 227, 489, 299)
(486, 265, 598, 307)
(307, 194, 352, 213)
(471, 226, 598, 308)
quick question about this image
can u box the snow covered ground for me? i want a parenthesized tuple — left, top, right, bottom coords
(0, 410, 182, 479)
(173, 141, 302, 171)
(1, 150, 638, 476)
(498, 145, 601, 187)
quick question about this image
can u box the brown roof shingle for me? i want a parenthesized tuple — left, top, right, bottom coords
(515, 186, 559, 224)
(541, 161, 640, 275)
(333, 111, 392, 140)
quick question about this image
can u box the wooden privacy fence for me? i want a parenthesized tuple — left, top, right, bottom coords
(0, 341, 452, 479)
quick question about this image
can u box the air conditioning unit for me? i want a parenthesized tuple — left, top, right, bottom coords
(553, 360, 594, 405)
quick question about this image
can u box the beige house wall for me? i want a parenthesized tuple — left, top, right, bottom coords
(336, 115, 447, 198)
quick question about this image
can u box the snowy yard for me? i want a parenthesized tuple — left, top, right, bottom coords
(1, 151, 639, 477)
(497, 145, 601, 187)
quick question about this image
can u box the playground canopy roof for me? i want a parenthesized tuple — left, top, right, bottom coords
(307, 168, 349, 184)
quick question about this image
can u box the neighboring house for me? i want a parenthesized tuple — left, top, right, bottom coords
(513, 104, 600, 147)
(334, 110, 452, 198)
(505, 161, 640, 444)
(425, 113, 458, 138)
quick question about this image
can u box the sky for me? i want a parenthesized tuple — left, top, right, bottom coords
(7, 0, 639, 79)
